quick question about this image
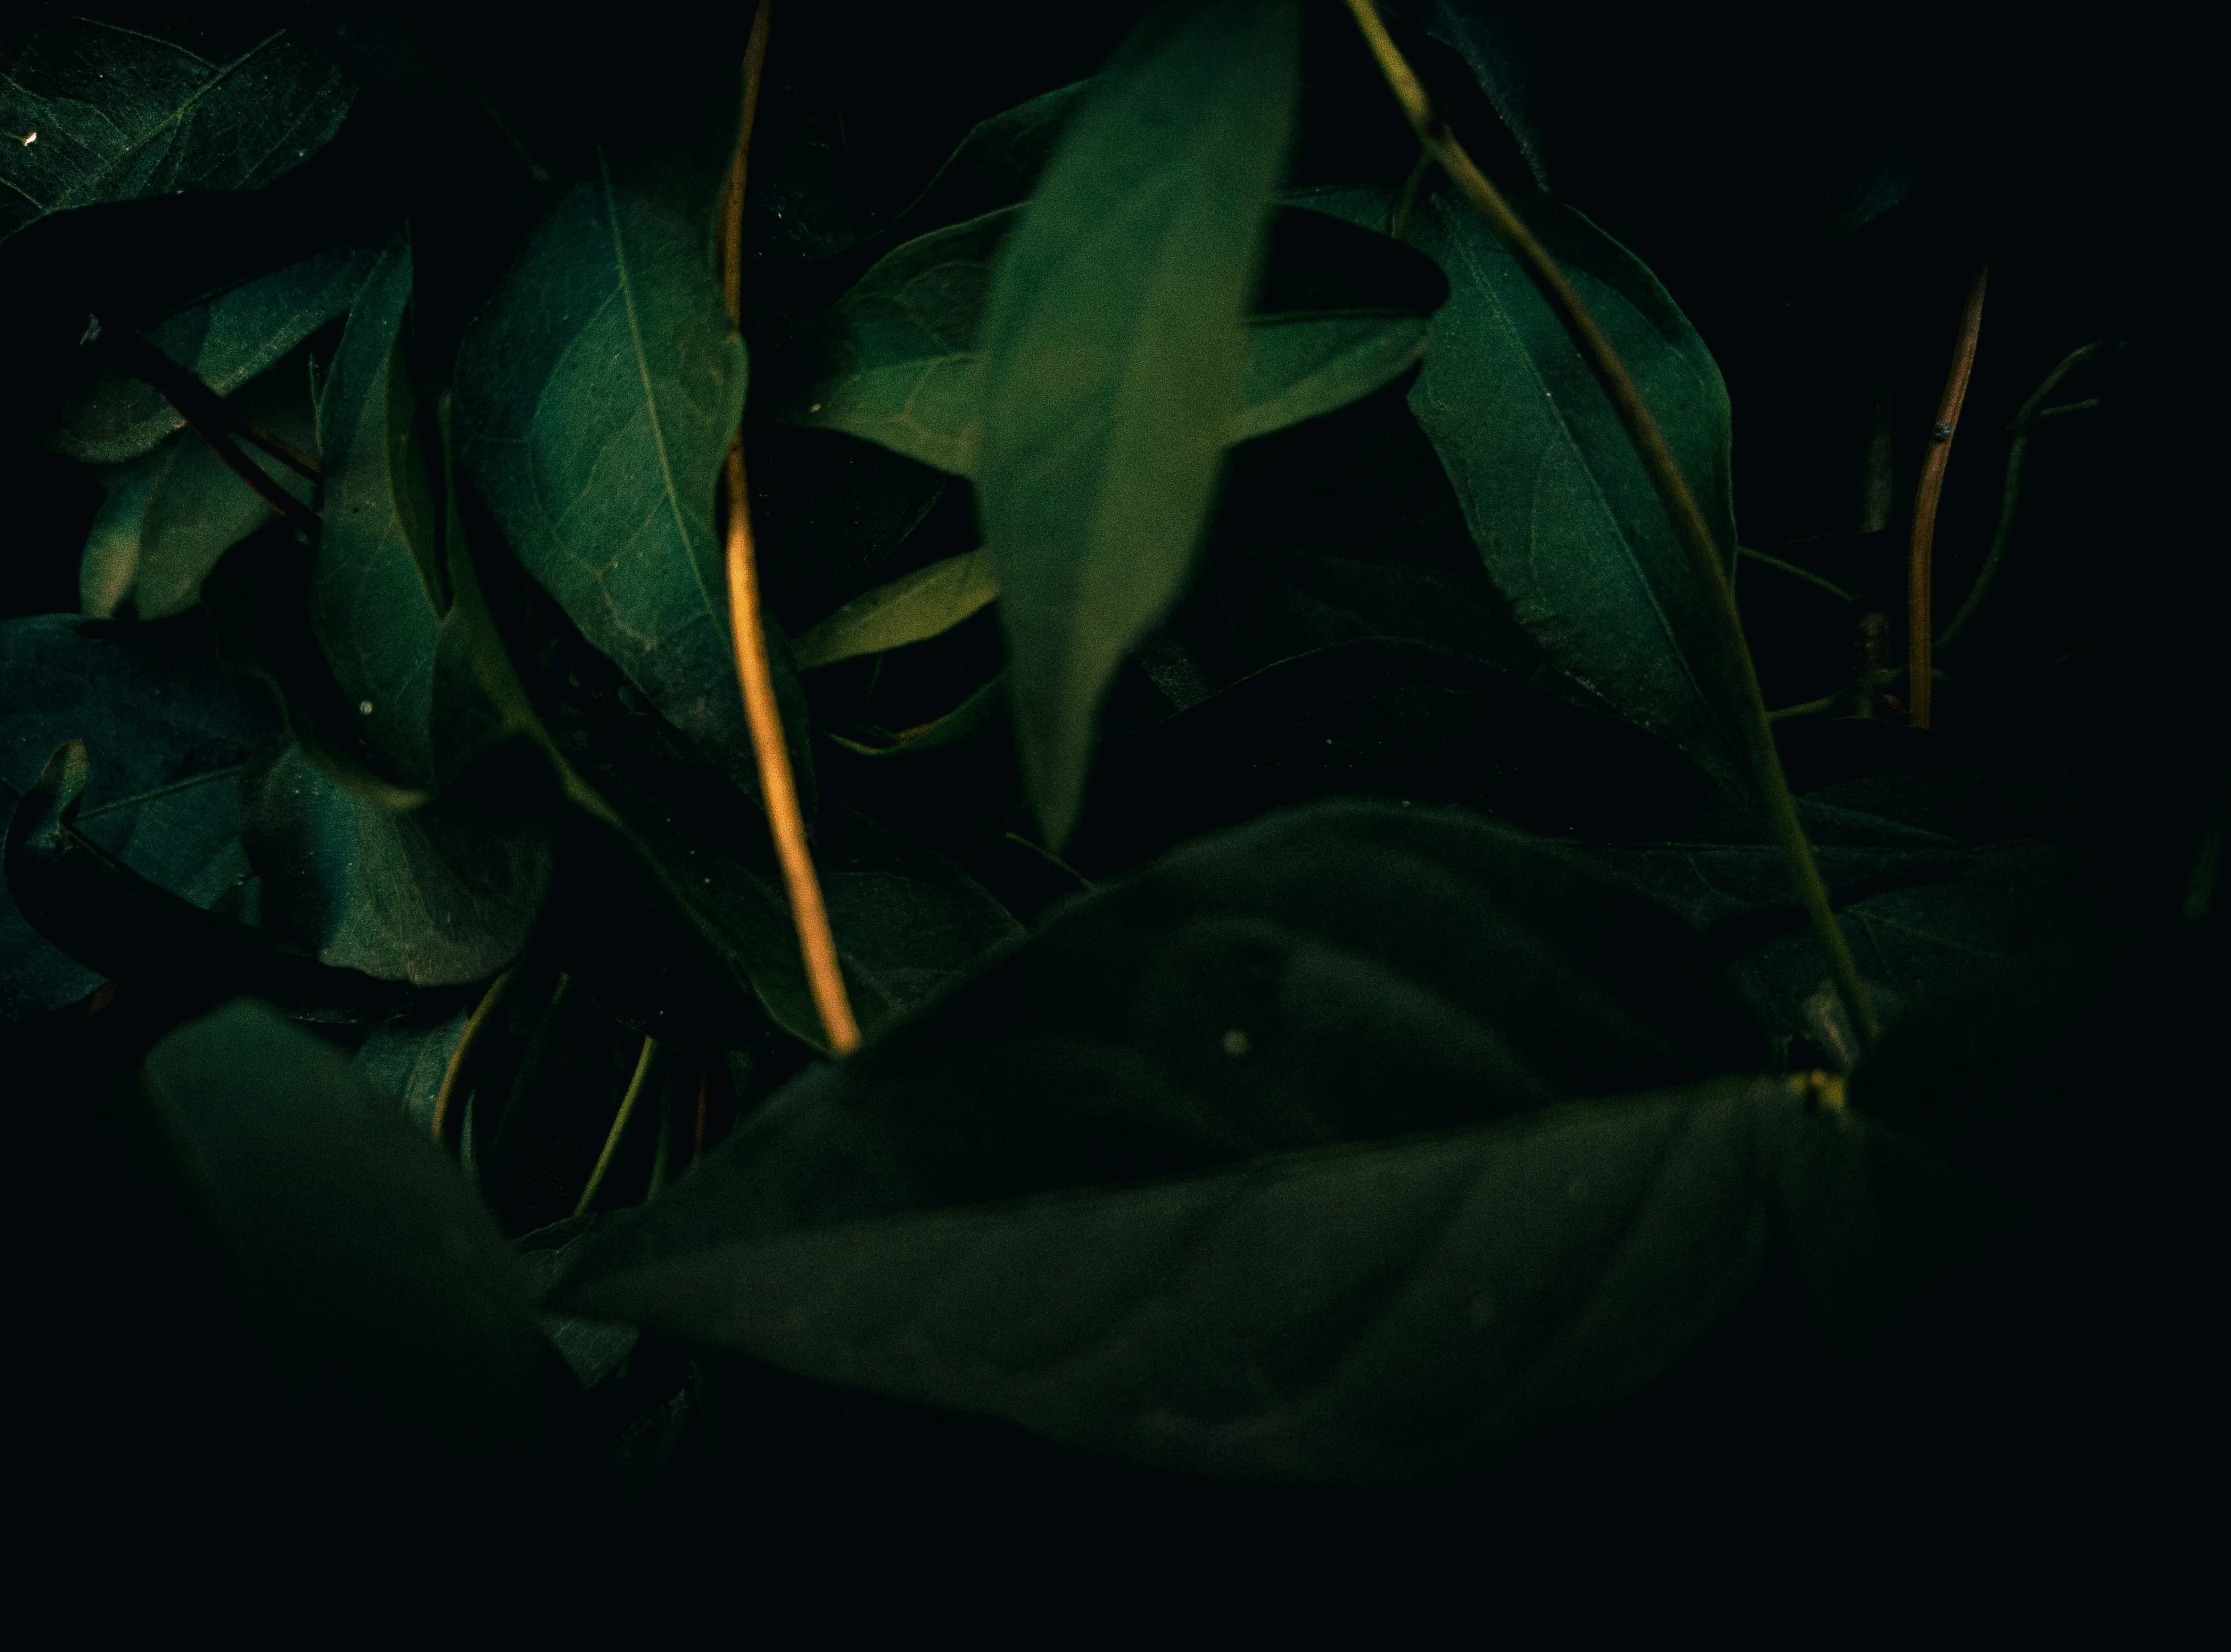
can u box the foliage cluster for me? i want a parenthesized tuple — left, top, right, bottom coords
(0, 0, 2213, 1561)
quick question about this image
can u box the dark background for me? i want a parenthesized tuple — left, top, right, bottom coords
(3, 0, 2212, 1594)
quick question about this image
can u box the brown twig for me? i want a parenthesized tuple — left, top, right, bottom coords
(1343, 0, 1880, 1044)
(1906, 264, 1989, 727)
(720, 2, 860, 1054)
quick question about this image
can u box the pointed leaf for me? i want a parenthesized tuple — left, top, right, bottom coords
(51, 240, 378, 463)
(79, 358, 317, 620)
(788, 205, 1435, 478)
(1, 615, 274, 1020)
(791, 550, 998, 670)
(455, 158, 753, 783)
(974, 0, 1301, 846)
(313, 234, 444, 787)
(0, 21, 354, 242)
(1390, 188, 1749, 789)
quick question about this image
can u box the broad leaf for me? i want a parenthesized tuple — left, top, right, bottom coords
(51, 240, 377, 463)
(566, 801, 1763, 1231)
(313, 234, 444, 787)
(0, 21, 355, 242)
(788, 205, 1436, 478)
(550, 803, 1962, 1481)
(1, 615, 274, 1021)
(557, 1076, 1948, 1482)
(141, 1000, 551, 1453)
(79, 359, 316, 621)
(791, 550, 998, 670)
(1330, 184, 1750, 790)
(241, 741, 551, 987)
(974, 0, 1301, 846)
(455, 157, 754, 783)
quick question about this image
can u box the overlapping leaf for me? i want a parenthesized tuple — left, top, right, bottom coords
(1, 615, 274, 1020)
(1307, 183, 1749, 790)
(0, 20, 355, 242)
(52, 240, 377, 463)
(313, 234, 444, 787)
(455, 158, 754, 783)
(973, 0, 1302, 846)
(550, 802, 1965, 1480)
(142, 1001, 551, 1452)
(787, 204, 1438, 480)
(79, 357, 317, 621)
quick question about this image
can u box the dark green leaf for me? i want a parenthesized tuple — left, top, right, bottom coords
(0, 21, 355, 242)
(1, 614, 274, 1020)
(518, 1217, 640, 1391)
(79, 357, 316, 621)
(788, 205, 1435, 478)
(974, 0, 1301, 846)
(354, 1004, 471, 1137)
(557, 1075, 1946, 1482)
(791, 549, 998, 670)
(455, 158, 754, 783)
(565, 801, 1762, 1231)
(313, 234, 444, 787)
(141, 999, 550, 1454)
(51, 240, 377, 463)
(241, 740, 551, 987)
(1330, 183, 1749, 789)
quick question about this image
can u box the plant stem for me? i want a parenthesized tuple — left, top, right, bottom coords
(431, 966, 515, 1146)
(1938, 341, 2100, 651)
(1343, 0, 1879, 1043)
(576, 1035, 658, 1216)
(1907, 264, 1989, 726)
(719, 0, 861, 1055)
(97, 327, 320, 536)
(1768, 695, 1839, 723)
(1739, 545, 1855, 603)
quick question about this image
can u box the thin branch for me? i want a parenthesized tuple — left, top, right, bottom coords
(720, 2, 860, 1054)
(94, 326, 321, 535)
(1938, 341, 2101, 652)
(576, 1036, 658, 1216)
(1343, 0, 1880, 1044)
(1768, 695, 1839, 723)
(431, 967, 515, 1147)
(1906, 264, 1989, 726)
(1739, 545, 1856, 604)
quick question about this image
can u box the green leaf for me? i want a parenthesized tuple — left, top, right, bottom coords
(1390, 186, 1749, 790)
(140, 999, 551, 1455)
(354, 1005, 471, 1137)
(549, 804, 1964, 1480)
(1, 614, 274, 1020)
(791, 549, 998, 670)
(974, 0, 1301, 846)
(787, 206, 1434, 478)
(313, 234, 444, 788)
(559, 800, 1762, 1234)
(241, 741, 551, 987)
(556, 1075, 1938, 1482)
(455, 156, 754, 783)
(0, 21, 355, 243)
(79, 358, 317, 621)
(51, 240, 378, 464)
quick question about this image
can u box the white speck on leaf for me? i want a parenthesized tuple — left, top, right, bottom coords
(358, 700, 375, 716)
(1221, 1029, 1250, 1057)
